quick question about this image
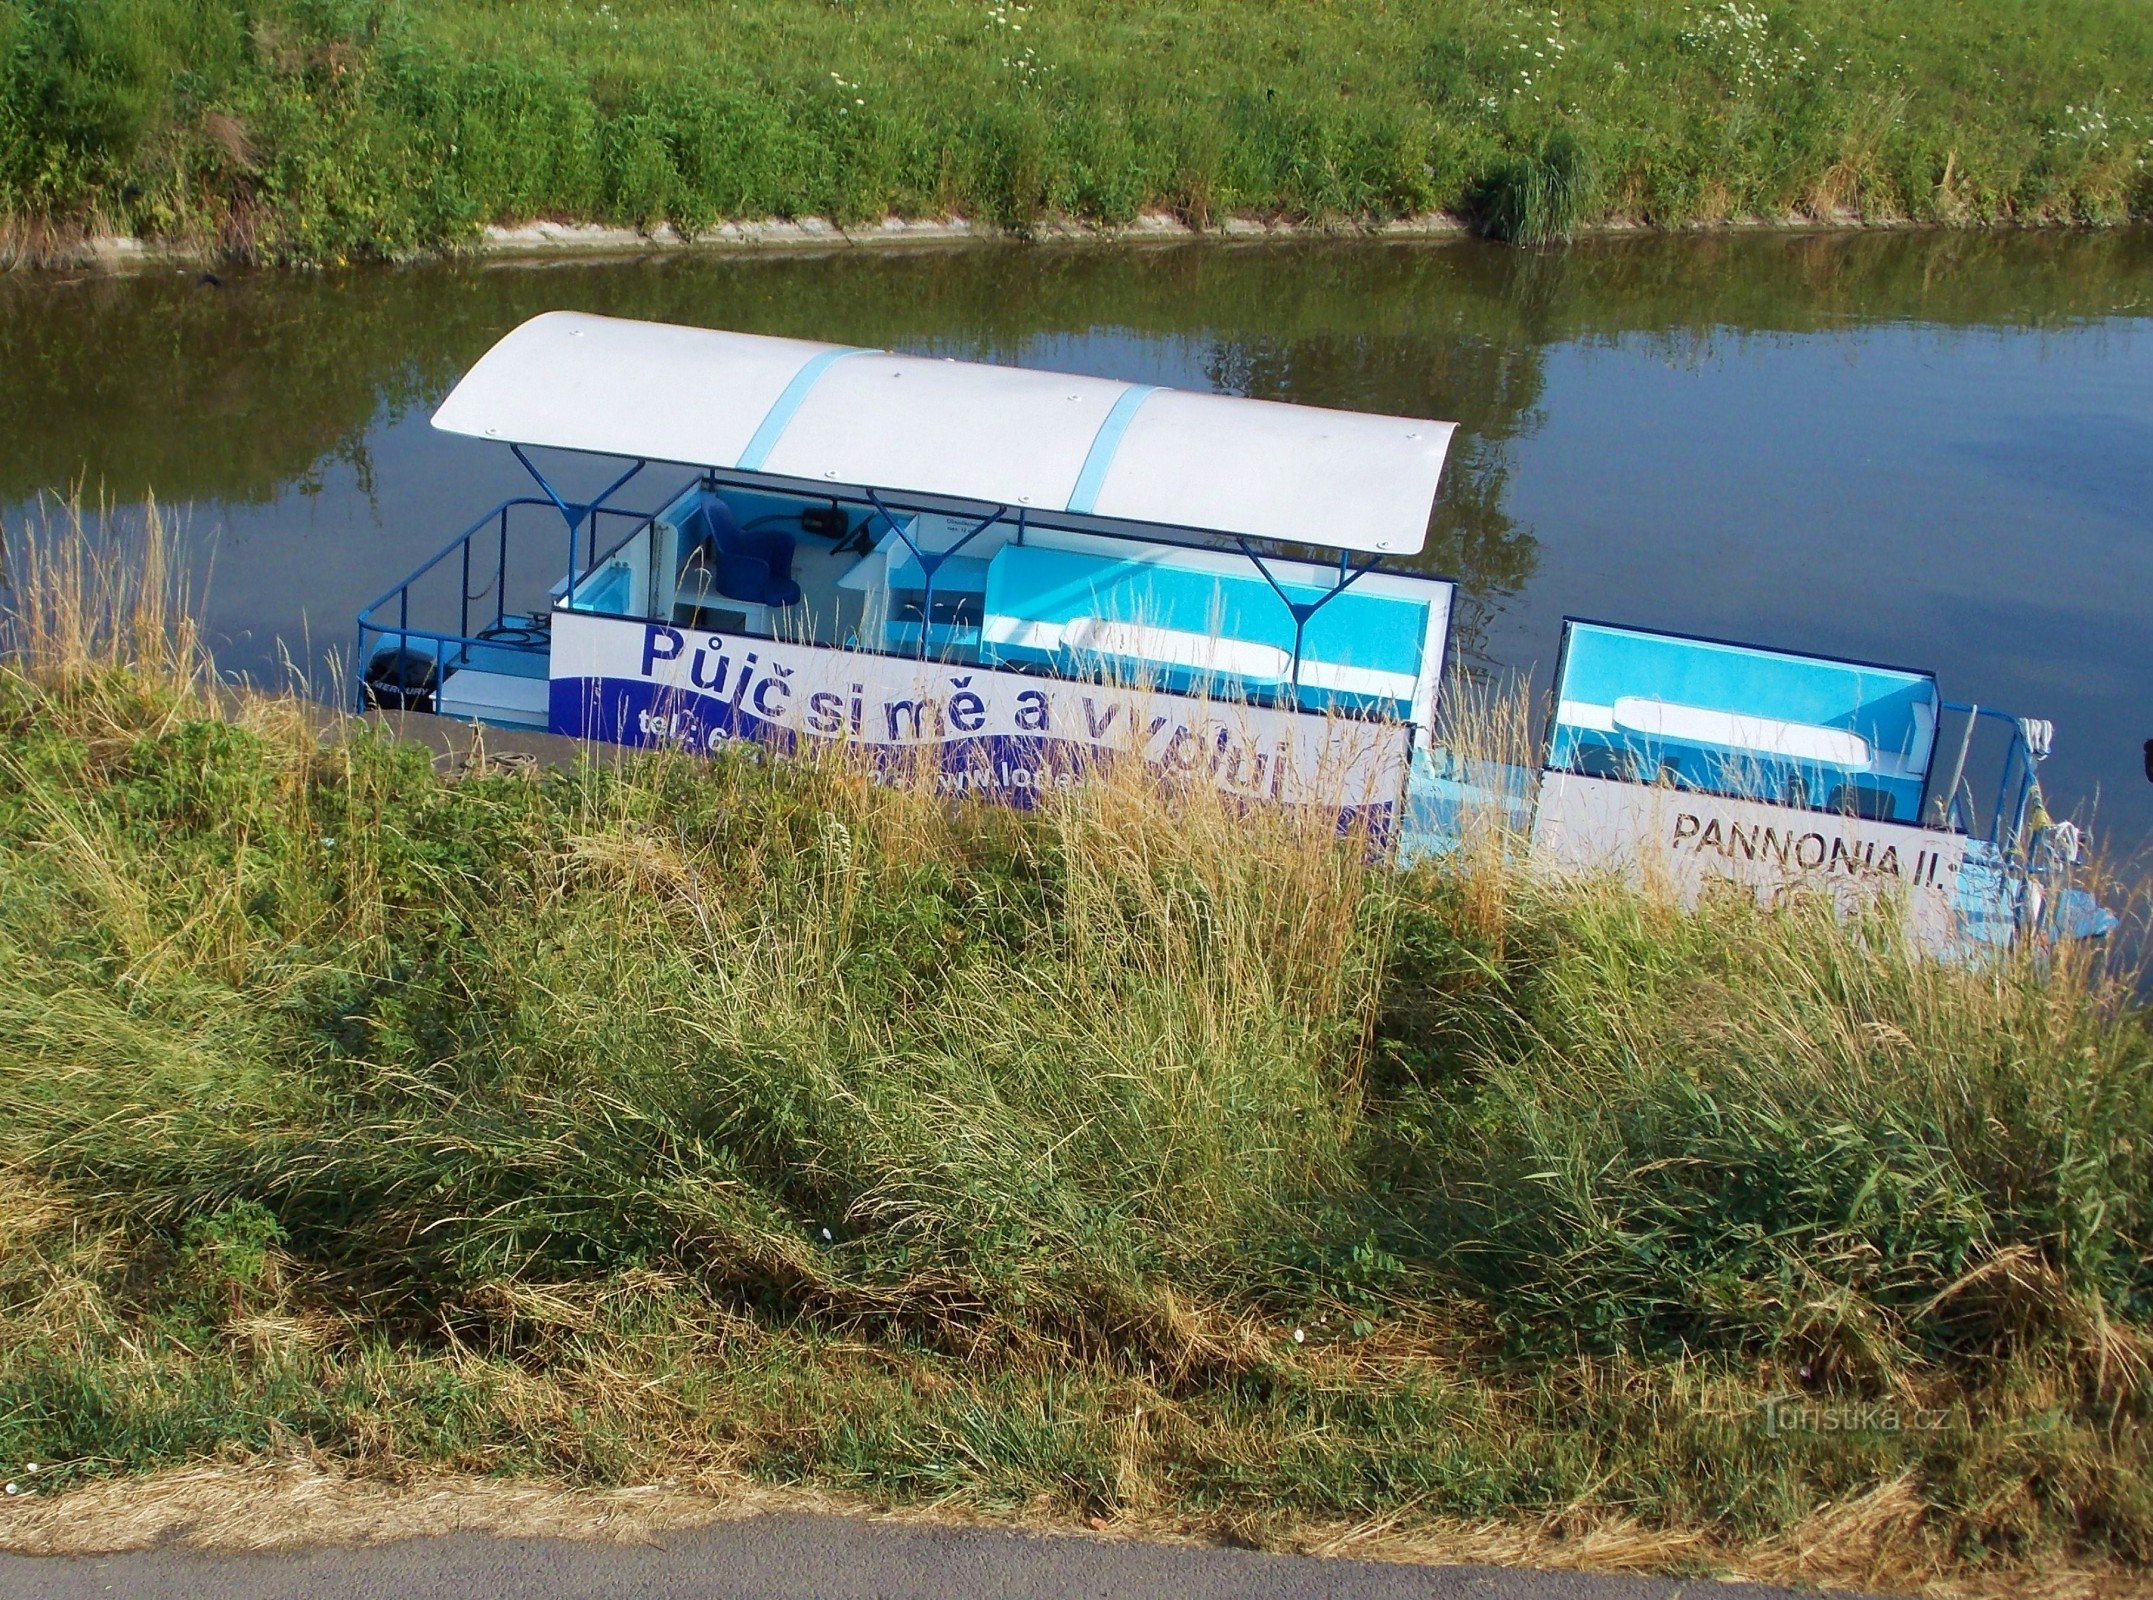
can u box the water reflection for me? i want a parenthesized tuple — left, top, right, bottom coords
(2, 229, 2147, 846)
(1202, 331, 1544, 659)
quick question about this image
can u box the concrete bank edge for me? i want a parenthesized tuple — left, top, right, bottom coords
(17, 205, 2030, 274)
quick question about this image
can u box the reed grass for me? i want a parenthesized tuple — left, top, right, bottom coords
(1, 0, 2147, 265)
(1, 502, 2150, 1588)
(1480, 132, 1600, 247)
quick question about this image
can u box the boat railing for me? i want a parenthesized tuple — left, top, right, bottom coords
(1930, 701, 2047, 857)
(353, 494, 660, 709)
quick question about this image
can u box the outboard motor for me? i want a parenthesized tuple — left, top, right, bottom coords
(362, 645, 438, 713)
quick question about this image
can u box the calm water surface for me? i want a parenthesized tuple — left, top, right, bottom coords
(4, 231, 2149, 850)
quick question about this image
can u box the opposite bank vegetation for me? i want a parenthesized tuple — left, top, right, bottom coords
(1, 507, 2151, 1591)
(0, 0, 2149, 265)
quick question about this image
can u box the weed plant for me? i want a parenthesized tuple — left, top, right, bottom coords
(0, 0, 2148, 263)
(1481, 132, 1599, 245)
(0, 502, 2149, 1588)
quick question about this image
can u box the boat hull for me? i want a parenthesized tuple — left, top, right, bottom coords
(1528, 769, 1990, 956)
(546, 608, 1417, 838)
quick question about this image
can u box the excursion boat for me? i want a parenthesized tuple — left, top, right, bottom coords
(1520, 619, 2116, 951)
(358, 311, 2112, 955)
(361, 312, 1458, 833)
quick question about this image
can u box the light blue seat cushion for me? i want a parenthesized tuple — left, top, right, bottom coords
(1550, 624, 1938, 821)
(980, 545, 1428, 718)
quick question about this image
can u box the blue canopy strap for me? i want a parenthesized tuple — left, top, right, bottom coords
(735, 346, 871, 472)
(1065, 384, 1158, 516)
(511, 444, 647, 588)
(1234, 538, 1384, 695)
(864, 490, 1007, 657)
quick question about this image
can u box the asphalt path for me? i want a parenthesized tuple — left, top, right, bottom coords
(4, 1511, 1870, 1600)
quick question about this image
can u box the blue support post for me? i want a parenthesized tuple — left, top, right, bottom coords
(511, 445, 646, 599)
(1233, 538, 1382, 702)
(865, 490, 1005, 657)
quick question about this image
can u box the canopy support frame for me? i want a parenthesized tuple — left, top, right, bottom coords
(865, 489, 1009, 659)
(512, 444, 647, 592)
(1235, 538, 1384, 699)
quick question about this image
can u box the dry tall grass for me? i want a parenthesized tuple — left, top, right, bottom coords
(1, 502, 2148, 1593)
(1, 493, 208, 697)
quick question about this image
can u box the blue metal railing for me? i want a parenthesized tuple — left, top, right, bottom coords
(353, 495, 660, 711)
(1932, 701, 2043, 857)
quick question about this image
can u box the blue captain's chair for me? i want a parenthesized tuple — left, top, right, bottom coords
(686, 498, 802, 608)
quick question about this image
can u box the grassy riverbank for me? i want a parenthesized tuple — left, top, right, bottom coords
(1, 515, 2150, 1588)
(2, 0, 2149, 264)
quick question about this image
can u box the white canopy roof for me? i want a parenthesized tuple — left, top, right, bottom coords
(431, 312, 1456, 556)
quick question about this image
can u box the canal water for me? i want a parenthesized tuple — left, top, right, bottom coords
(3, 230, 2148, 853)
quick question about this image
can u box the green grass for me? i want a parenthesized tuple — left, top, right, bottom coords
(1, 0, 2148, 263)
(0, 507, 2149, 1587)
